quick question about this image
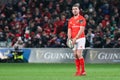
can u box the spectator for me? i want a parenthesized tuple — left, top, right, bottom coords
(104, 37, 113, 48)
(0, 28, 6, 41)
(13, 37, 25, 48)
(86, 28, 95, 47)
(0, 0, 119, 48)
(113, 38, 120, 48)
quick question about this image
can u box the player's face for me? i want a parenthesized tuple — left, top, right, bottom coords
(72, 6, 80, 16)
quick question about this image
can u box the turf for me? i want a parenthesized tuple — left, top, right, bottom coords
(0, 63, 120, 80)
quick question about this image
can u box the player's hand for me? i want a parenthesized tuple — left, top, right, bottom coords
(72, 38, 77, 45)
(66, 38, 74, 49)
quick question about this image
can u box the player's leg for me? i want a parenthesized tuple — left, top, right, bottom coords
(76, 38, 86, 76)
(77, 49, 86, 76)
(73, 50, 80, 76)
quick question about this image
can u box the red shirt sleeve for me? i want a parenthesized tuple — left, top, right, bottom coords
(79, 17, 86, 27)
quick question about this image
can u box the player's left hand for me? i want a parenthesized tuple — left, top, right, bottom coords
(72, 38, 77, 45)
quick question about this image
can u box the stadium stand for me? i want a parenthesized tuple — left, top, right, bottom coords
(0, 0, 120, 48)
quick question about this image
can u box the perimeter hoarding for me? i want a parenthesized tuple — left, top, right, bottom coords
(1, 48, 120, 63)
(29, 48, 120, 63)
(85, 48, 120, 63)
(28, 48, 74, 63)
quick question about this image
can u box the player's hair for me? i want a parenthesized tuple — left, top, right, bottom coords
(72, 3, 80, 9)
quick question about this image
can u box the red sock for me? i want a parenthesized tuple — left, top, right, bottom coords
(79, 58, 85, 72)
(75, 59, 80, 72)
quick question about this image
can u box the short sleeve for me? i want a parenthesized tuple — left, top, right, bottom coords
(79, 17, 86, 27)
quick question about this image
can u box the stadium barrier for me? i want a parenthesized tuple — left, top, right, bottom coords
(28, 48, 74, 63)
(0, 48, 120, 63)
(85, 48, 120, 63)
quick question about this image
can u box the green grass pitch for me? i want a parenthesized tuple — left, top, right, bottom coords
(0, 63, 120, 80)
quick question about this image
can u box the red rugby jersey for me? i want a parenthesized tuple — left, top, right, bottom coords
(68, 15, 86, 39)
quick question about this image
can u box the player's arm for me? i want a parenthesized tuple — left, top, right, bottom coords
(67, 20, 72, 39)
(67, 28, 72, 39)
(75, 26, 85, 39)
(67, 28, 74, 48)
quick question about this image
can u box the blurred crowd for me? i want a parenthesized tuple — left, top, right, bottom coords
(0, 0, 120, 48)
